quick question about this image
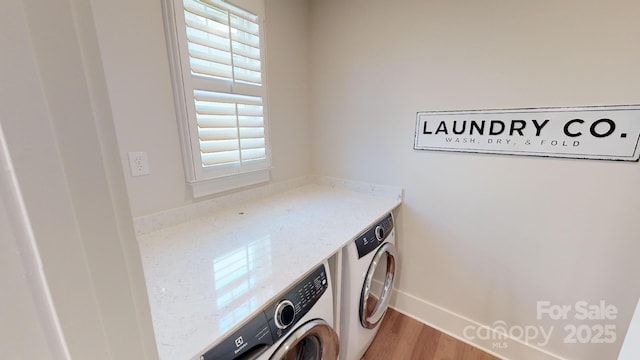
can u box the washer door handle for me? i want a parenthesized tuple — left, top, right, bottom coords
(360, 242, 398, 329)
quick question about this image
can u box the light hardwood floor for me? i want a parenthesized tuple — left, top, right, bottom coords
(361, 308, 501, 360)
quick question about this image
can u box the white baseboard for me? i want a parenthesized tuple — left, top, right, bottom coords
(390, 288, 567, 360)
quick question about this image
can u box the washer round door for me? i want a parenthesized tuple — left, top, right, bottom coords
(359, 242, 398, 329)
(270, 319, 339, 360)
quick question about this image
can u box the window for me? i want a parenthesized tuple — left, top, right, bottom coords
(163, 0, 270, 197)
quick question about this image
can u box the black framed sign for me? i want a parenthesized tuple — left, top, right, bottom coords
(413, 105, 640, 161)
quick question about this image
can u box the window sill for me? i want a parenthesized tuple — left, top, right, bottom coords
(190, 169, 270, 198)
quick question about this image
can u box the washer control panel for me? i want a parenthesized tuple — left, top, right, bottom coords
(355, 213, 394, 259)
(264, 264, 328, 342)
(201, 264, 328, 360)
(200, 312, 273, 360)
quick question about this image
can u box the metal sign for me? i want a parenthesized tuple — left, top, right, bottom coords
(414, 105, 640, 161)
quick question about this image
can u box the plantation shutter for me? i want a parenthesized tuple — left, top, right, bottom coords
(176, 0, 269, 184)
(183, 0, 263, 87)
(193, 90, 265, 167)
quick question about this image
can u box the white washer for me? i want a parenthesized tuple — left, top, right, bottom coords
(201, 261, 339, 360)
(340, 213, 398, 360)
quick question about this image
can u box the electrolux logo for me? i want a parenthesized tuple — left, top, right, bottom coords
(233, 336, 248, 354)
(414, 105, 640, 161)
(235, 336, 244, 348)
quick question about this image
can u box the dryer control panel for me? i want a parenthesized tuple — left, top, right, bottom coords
(201, 264, 328, 360)
(355, 213, 394, 259)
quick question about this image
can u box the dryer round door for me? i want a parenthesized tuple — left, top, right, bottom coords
(359, 242, 398, 329)
(270, 319, 339, 360)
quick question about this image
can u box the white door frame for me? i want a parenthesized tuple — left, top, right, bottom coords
(0, 0, 158, 358)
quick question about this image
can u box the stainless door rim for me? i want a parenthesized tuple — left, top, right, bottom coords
(359, 242, 398, 329)
(269, 319, 339, 360)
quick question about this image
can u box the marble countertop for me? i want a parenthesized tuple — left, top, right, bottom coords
(137, 179, 402, 360)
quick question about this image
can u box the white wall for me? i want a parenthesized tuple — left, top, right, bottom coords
(309, 0, 640, 359)
(91, 0, 311, 217)
(264, 0, 312, 182)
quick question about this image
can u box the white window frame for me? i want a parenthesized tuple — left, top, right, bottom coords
(162, 0, 271, 197)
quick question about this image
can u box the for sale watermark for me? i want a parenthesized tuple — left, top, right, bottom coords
(537, 300, 617, 344)
(462, 300, 619, 350)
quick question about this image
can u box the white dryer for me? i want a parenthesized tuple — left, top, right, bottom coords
(201, 261, 339, 360)
(340, 213, 398, 360)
